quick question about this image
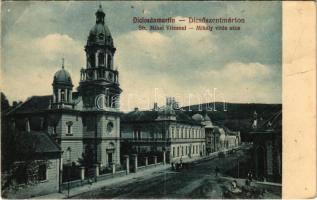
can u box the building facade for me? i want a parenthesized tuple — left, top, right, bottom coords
(121, 101, 206, 163)
(7, 5, 122, 171)
(251, 111, 282, 183)
(192, 113, 241, 155)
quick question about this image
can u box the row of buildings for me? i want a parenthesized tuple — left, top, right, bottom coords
(1, 5, 240, 198)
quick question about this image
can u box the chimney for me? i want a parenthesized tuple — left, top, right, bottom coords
(153, 102, 158, 111)
(25, 118, 31, 132)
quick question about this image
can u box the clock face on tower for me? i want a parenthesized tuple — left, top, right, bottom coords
(95, 94, 106, 110)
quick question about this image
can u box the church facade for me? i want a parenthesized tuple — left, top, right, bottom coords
(7, 6, 122, 170)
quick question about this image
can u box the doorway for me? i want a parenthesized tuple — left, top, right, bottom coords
(108, 153, 113, 166)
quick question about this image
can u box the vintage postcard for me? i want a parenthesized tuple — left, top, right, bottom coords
(0, 1, 315, 199)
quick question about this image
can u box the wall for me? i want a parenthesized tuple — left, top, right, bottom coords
(61, 140, 84, 164)
(3, 158, 60, 199)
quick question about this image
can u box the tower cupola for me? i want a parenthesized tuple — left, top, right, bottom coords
(51, 58, 74, 109)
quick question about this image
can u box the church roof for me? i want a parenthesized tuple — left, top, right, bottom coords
(7, 93, 81, 115)
(53, 68, 73, 86)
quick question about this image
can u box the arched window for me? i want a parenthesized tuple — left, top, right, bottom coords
(66, 121, 73, 135)
(66, 147, 72, 162)
(107, 55, 112, 69)
(61, 90, 65, 102)
(98, 53, 105, 66)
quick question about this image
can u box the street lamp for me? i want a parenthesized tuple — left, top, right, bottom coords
(66, 147, 72, 198)
(237, 158, 240, 179)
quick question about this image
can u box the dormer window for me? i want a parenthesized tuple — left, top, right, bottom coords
(98, 33, 104, 40)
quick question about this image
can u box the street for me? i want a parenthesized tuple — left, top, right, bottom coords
(72, 149, 250, 199)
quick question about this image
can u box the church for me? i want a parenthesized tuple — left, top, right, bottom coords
(7, 5, 122, 170)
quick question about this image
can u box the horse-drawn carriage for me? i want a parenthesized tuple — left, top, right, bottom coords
(171, 162, 192, 171)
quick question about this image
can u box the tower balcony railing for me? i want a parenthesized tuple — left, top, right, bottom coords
(82, 105, 120, 112)
(80, 68, 119, 83)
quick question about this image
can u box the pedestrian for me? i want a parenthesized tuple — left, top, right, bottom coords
(215, 166, 219, 177)
(247, 171, 253, 182)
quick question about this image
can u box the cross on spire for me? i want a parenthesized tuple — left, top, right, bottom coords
(62, 58, 65, 69)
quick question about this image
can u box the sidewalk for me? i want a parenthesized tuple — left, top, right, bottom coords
(34, 164, 170, 199)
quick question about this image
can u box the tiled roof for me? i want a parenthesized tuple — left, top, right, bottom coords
(15, 131, 61, 154)
(121, 110, 158, 122)
(121, 110, 201, 125)
(8, 95, 52, 114)
(175, 111, 201, 125)
(7, 93, 81, 115)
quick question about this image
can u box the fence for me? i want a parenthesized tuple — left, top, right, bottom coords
(61, 154, 167, 192)
(62, 165, 81, 182)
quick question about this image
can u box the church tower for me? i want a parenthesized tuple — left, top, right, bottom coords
(78, 5, 122, 168)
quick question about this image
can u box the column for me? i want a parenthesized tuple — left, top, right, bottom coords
(132, 154, 138, 173)
(57, 88, 61, 102)
(69, 90, 72, 103)
(94, 164, 99, 177)
(53, 93, 56, 103)
(124, 155, 129, 175)
(112, 163, 116, 175)
(59, 158, 63, 192)
(105, 53, 108, 68)
(95, 52, 98, 67)
(94, 70, 97, 80)
(145, 157, 148, 166)
(154, 156, 157, 165)
(86, 54, 89, 68)
(80, 166, 85, 181)
(65, 89, 68, 103)
(163, 151, 166, 165)
(110, 55, 113, 69)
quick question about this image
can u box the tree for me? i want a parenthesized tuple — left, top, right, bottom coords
(78, 144, 95, 168)
(1, 92, 10, 113)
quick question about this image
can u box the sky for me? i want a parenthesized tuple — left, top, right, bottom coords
(1, 1, 282, 111)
